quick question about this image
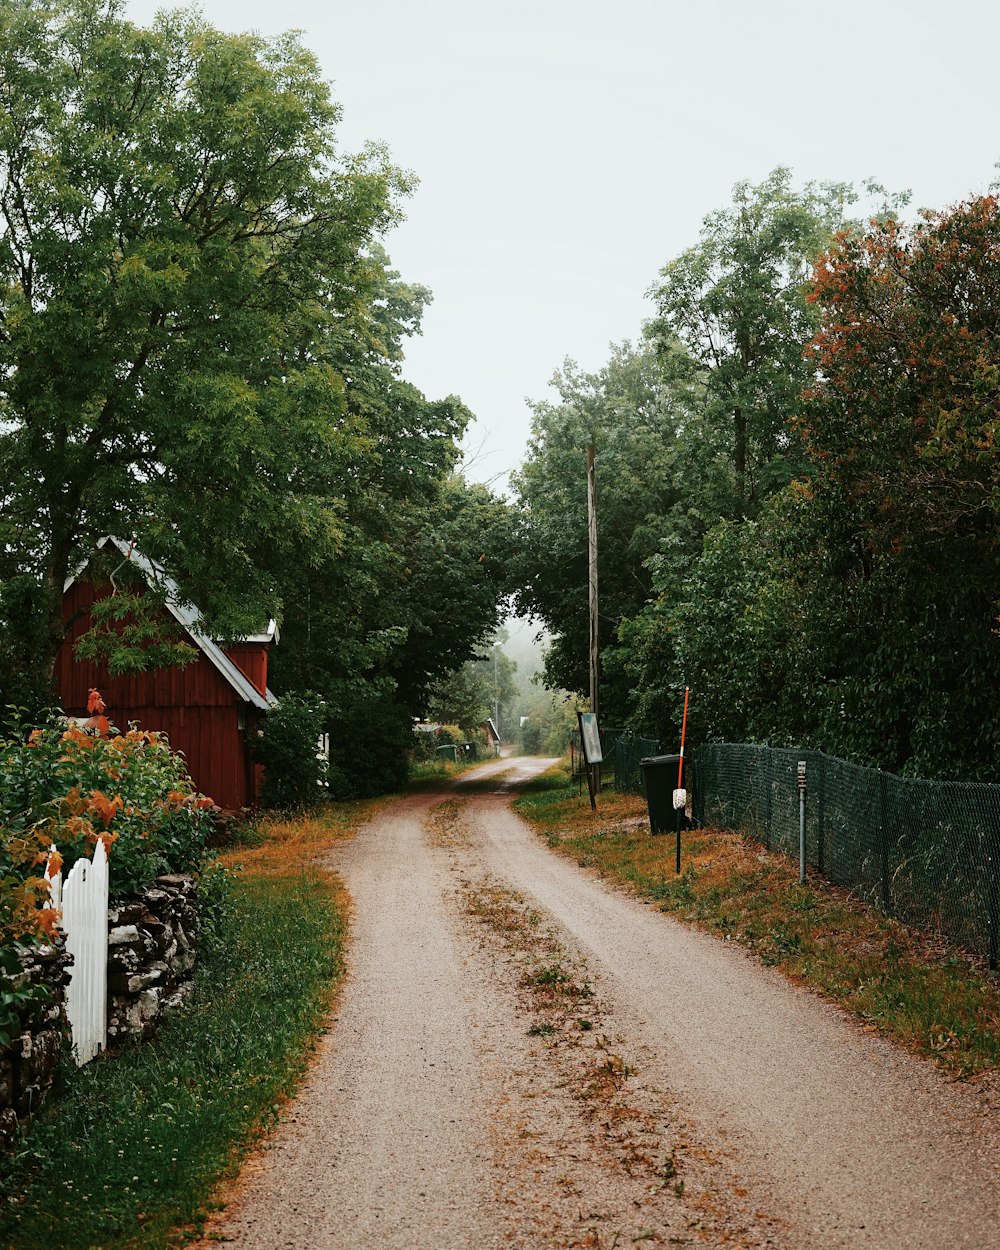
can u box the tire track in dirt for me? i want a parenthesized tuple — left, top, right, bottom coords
(430, 791, 789, 1249)
(197, 792, 509, 1250)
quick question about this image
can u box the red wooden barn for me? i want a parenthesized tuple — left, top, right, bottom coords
(57, 537, 278, 810)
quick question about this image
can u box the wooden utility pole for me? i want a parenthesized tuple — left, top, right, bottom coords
(587, 444, 599, 722)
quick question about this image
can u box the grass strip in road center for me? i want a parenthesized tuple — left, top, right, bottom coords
(514, 771, 1000, 1082)
(0, 802, 372, 1250)
(461, 875, 786, 1246)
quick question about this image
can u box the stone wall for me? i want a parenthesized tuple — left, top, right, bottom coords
(107, 874, 199, 1041)
(1, 873, 198, 1147)
(0, 940, 73, 1148)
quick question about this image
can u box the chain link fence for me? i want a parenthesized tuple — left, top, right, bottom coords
(569, 727, 656, 791)
(613, 731, 662, 795)
(692, 743, 1000, 967)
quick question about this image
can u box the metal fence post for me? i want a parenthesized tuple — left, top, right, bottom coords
(763, 748, 772, 850)
(988, 810, 999, 972)
(817, 753, 826, 875)
(798, 761, 807, 885)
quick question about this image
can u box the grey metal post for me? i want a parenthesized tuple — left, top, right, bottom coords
(797, 760, 807, 885)
(988, 805, 999, 971)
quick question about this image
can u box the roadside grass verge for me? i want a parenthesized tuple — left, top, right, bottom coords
(0, 800, 372, 1250)
(407, 756, 490, 790)
(513, 777, 1000, 1080)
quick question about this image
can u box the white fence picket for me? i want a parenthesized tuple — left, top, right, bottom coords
(51, 841, 109, 1065)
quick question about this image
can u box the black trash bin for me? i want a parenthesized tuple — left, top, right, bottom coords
(639, 754, 682, 835)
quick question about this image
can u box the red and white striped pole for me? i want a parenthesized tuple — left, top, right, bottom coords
(677, 686, 690, 792)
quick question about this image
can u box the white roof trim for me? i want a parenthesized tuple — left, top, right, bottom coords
(239, 621, 280, 644)
(64, 537, 273, 712)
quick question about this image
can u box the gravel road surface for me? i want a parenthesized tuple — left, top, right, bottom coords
(203, 759, 999, 1250)
(474, 784, 1000, 1249)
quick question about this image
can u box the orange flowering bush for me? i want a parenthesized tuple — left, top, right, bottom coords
(0, 693, 216, 1046)
(0, 692, 215, 898)
(0, 828, 61, 1046)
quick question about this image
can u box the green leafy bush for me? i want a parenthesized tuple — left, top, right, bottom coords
(410, 727, 438, 762)
(252, 691, 329, 810)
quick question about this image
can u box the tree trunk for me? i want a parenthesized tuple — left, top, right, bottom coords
(43, 529, 73, 680)
(733, 404, 747, 516)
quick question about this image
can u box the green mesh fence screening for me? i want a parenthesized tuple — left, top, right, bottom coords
(614, 733, 662, 795)
(570, 728, 631, 782)
(692, 743, 1000, 966)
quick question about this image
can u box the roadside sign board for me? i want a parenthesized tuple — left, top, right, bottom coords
(578, 712, 603, 765)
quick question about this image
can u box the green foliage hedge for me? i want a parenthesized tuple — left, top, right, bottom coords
(252, 691, 329, 810)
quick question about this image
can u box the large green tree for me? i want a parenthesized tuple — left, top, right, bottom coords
(509, 341, 701, 719)
(648, 168, 900, 516)
(0, 0, 408, 682)
(428, 635, 518, 738)
(795, 196, 999, 777)
(512, 174, 888, 725)
(267, 469, 513, 796)
(624, 195, 999, 780)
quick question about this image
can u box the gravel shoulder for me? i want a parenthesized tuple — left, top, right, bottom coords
(199, 761, 999, 1250)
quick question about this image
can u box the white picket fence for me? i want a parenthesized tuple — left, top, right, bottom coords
(47, 841, 109, 1065)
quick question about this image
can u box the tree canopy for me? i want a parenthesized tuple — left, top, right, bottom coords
(0, 0, 512, 793)
(512, 172, 997, 780)
(626, 198, 999, 779)
(0, 0, 408, 667)
(509, 341, 700, 715)
(2, 5, 992, 791)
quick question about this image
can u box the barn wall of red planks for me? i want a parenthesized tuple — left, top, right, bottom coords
(57, 579, 267, 810)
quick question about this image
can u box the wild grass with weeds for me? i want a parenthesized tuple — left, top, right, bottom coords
(513, 779, 1000, 1080)
(465, 880, 661, 1161)
(223, 798, 385, 876)
(406, 756, 489, 791)
(1, 799, 373, 1250)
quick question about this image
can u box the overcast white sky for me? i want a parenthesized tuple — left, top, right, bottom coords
(127, 0, 1000, 491)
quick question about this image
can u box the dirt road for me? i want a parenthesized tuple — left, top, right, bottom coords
(205, 759, 999, 1249)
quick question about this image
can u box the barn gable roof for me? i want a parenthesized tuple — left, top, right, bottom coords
(64, 537, 277, 712)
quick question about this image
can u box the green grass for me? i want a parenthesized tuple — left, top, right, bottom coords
(514, 781, 1000, 1079)
(0, 870, 347, 1250)
(407, 754, 490, 790)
